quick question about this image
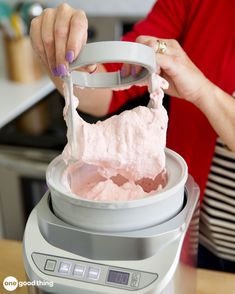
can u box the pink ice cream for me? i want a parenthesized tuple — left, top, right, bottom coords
(62, 74, 169, 201)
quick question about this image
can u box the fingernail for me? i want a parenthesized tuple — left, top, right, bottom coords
(131, 66, 136, 77)
(88, 65, 97, 74)
(52, 67, 59, 76)
(66, 50, 74, 63)
(120, 67, 127, 77)
(57, 64, 68, 76)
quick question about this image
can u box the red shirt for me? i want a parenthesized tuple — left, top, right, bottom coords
(105, 0, 235, 201)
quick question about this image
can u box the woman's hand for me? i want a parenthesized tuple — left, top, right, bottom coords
(122, 35, 212, 105)
(128, 36, 235, 151)
(30, 3, 96, 77)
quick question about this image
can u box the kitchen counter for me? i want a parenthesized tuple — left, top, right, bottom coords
(0, 76, 54, 129)
(0, 72, 54, 129)
(0, 240, 235, 294)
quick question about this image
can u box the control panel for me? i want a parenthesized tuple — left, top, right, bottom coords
(32, 253, 158, 291)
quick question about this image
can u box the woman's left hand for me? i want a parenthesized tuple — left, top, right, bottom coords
(122, 35, 212, 105)
(123, 36, 235, 152)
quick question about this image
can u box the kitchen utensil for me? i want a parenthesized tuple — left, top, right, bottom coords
(0, 2, 14, 38)
(70, 41, 157, 89)
(15, 2, 44, 34)
(63, 41, 157, 161)
(47, 148, 188, 232)
(10, 12, 26, 38)
(63, 75, 78, 160)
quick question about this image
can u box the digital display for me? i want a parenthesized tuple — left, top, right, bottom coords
(107, 270, 130, 285)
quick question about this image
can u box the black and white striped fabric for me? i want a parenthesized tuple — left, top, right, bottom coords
(199, 138, 235, 261)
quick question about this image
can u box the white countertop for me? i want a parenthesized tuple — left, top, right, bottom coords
(0, 35, 54, 129)
(0, 74, 54, 129)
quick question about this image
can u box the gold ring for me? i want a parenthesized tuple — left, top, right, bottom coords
(156, 40, 167, 54)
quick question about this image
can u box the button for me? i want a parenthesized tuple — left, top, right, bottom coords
(87, 267, 100, 280)
(130, 273, 140, 288)
(44, 259, 57, 272)
(73, 265, 86, 278)
(59, 262, 72, 274)
(131, 279, 138, 287)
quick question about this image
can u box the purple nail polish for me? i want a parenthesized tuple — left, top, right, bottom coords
(52, 67, 59, 76)
(120, 67, 127, 77)
(131, 66, 136, 77)
(57, 64, 68, 76)
(66, 50, 74, 63)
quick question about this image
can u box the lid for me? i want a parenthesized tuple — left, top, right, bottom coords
(69, 41, 157, 89)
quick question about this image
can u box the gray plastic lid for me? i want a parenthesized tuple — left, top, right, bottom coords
(69, 41, 156, 89)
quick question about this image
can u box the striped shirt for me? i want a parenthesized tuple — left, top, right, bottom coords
(199, 138, 235, 261)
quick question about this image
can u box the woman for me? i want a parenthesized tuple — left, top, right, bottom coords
(30, 0, 235, 271)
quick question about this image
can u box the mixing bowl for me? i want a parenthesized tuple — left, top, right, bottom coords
(46, 148, 188, 232)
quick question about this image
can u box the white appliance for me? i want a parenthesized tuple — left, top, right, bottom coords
(23, 173, 199, 294)
(23, 42, 200, 294)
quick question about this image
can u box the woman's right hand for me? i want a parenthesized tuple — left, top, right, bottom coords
(30, 3, 94, 77)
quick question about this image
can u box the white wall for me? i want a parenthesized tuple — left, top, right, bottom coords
(9, 0, 156, 17)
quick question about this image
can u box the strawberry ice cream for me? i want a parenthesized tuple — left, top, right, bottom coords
(62, 73, 169, 201)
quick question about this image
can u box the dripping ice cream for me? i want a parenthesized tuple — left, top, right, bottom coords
(61, 73, 169, 201)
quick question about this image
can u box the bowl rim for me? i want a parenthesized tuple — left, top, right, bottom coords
(46, 148, 188, 209)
